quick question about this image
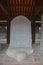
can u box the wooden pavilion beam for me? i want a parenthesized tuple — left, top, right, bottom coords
(0, 4, 8, 15)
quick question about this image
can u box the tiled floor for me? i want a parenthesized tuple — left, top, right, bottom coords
(0, 45, 43, 65)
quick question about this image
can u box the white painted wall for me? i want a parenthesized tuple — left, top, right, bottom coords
(10, 16, 32, 48)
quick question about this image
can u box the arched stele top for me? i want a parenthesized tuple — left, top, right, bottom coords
(10, 15, 32, 48)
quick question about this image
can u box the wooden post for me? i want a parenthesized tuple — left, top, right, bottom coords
(7, 20, 10, 44)
(31, 21, 35, 44)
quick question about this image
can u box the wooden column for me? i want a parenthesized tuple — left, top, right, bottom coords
(31, 21, 35, 44)
(7, 20, 10, 44)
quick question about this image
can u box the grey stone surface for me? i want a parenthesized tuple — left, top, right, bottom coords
(10, 16, 32, 48)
